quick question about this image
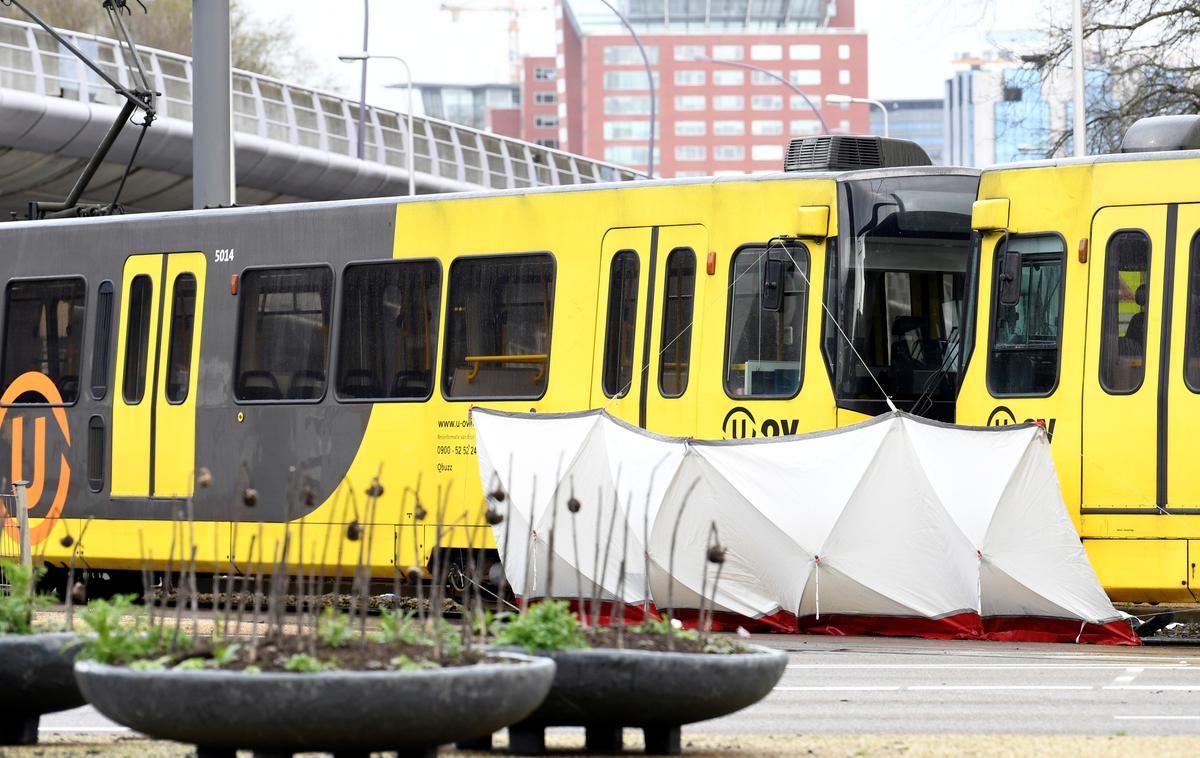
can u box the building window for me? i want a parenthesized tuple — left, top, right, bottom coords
(790, 44, 820, 61)
(713, 70, 744, 86)
(235, 267, 333, 402)
(839, 69, 851, 85)
(164, 274, 197, 404)
(534, 91, 557, 104)
(534, 67, 555, 80)
(712, 44, 743, 61)
(751, 120, 784, 136)
(604, 120, 656, 140)
(674, 44, 705, 61)
(675, 120, 706, 136)
(2, 278, 85, 404)
(605, 145, 659, 164)
(442, 254, 555, 400)
(790, 119, 821, 136)
(1099, 230, 1151, 394)
(752, 144, 784, 161)
(713, 120, 745, 136)
(602, 251, 639, 398)
(675, 171, 706, 178)
(675, 95, 706, 111)
(659, 248, 696, 397)
(674, 70, 705, 86)
(675, 145, 706, 161)
(604, 95, 655, 115)
(603, 45, 659, 65)
(122, 275, 152, 405)
(751, 69, 783, 85)
(535, 115, 559, 128)
(792, 95, 823, 111)
(752, 95, 783, 111)
(337, 261, 441, 401)
(714, 144, 745, 161)
(536, 138, 559, 148)
(790, 70, 821, 86)
(838, 44, 851, 60)
(751, 44, 783, 61)
(713, 95, 744, 111)
(604, 70, 659, 90)
(725, 243, 808, 398)
(988, 235, 1065, 397)
(1003, 86, 1023, 102)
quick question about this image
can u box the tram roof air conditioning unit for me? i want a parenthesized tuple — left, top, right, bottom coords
(784, 135, 932, 172)
(1120, 115, 1200, 153)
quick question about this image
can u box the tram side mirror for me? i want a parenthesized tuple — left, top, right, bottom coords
(762, 258, 784, 311)
(998, 237, 1022, 307)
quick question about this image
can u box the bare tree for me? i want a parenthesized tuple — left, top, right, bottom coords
(1034, 0, 1200, 154)
(1, 0, 301, 79)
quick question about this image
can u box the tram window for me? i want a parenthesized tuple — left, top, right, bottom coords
(1099, 231, 1151, 394)
(987, 235, 1065, 397)
(337, 261, 441, 401)
(122, 275, 153, 404)
(442, 254, 555, 399)
(725, 243, 808, 398)
(90, 281, 114, 401)
(1, 278, 85, 404)
(234, 267, 333, 402)
(601, 251, 640, 398)
(165, 274, 197, 404)
(1185, 233, 1200, 392)
(659, 248, 696, 398)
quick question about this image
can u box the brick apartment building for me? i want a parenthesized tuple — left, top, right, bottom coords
(553, 0, 868, 177)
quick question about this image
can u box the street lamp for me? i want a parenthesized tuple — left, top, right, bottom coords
(598, 0, 656, 177)
(825, 94, 889, 137)
(338, 52, 415, 196)
(692, 55, 828, 134)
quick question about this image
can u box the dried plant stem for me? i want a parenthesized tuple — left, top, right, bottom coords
(665, 478, 701, 652)
(615, 493, 632, 646)
(233, 534, 256, 638)
(543, 454, 564, 601)
(591, 481, 621, 628)
(587, 484, 603, 627)
(249, 540, 271, 663)
(138, 530, 153, 629)
(570, 501, 585, 626)
(642, 455, 668, 619)
(63, 518, 91, 630)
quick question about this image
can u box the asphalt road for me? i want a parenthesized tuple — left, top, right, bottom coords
(40, 634, 1200, 740)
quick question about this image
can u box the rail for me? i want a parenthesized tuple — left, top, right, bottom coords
(0, 16, 644, 191)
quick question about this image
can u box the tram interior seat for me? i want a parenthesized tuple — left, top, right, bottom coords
(56, 374, 78, 401)
(340, 369, 381, 399)
(890, 316, 944, 396)
(239, 370, 282, 401)
(287, 370, 325, 400)
(391, 371, 429, 398)
(1120, 284, 1148, 356)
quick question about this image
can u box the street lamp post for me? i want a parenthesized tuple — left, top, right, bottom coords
(598, 0, 656, 177)
(692, 55, 829, 134)
(825, 94, 888, 137)
(339, 52, 415, 197)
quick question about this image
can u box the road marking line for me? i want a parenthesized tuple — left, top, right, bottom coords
(1111, 667, 1145, 685)
(786, 664, 1188, 670)
(1104, 685, 1200, 692)
(39, 727, 130, 733)
(775, 686, 901, 692)
(1114, 715, 1200, 720)
(907, 685, 1094, 691)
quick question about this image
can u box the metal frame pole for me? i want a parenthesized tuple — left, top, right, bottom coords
(356, 0, 370, 159)
(13, 482, 30, 572)
(192, 0, 235, 209)
(1072, 0, 1086, 156)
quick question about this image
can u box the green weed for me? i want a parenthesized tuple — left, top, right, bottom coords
(284, 653, 327, 673)
(494, 599, 588, 653)
(0, 561, 52, 634)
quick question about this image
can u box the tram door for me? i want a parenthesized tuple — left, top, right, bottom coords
(111, 252, 206, 498)
(590, 225, 708, 435)
(1081, 205, 1168, 509)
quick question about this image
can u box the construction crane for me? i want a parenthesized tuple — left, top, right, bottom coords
(440, 1, 551, 84)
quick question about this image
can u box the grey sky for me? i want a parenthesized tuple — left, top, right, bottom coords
(249, 0, 1051, 112)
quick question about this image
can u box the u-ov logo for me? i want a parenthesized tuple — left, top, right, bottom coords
(0, 372, 71, 545)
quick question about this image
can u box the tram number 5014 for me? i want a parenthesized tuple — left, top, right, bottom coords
(214, 248, 236, 263)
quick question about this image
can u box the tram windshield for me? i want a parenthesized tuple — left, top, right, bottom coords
(826, 173, 979, 421)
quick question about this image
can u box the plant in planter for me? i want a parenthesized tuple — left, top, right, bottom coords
(73, 477, 557, 758)
(0, 559, 87, 745)
(484, 486, 788, 757)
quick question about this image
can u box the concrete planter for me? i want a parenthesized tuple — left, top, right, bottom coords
(75, 652, 555, 758)
(0, 632, 85, 744)
(504, 644, 787, 755)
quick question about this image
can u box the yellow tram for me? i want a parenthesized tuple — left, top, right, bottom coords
(959, 115, 1200, 602)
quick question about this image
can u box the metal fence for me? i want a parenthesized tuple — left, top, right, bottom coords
(0, 16, 644, 190)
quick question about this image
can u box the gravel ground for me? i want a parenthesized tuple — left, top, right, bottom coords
(17, 733, 1200, 757)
